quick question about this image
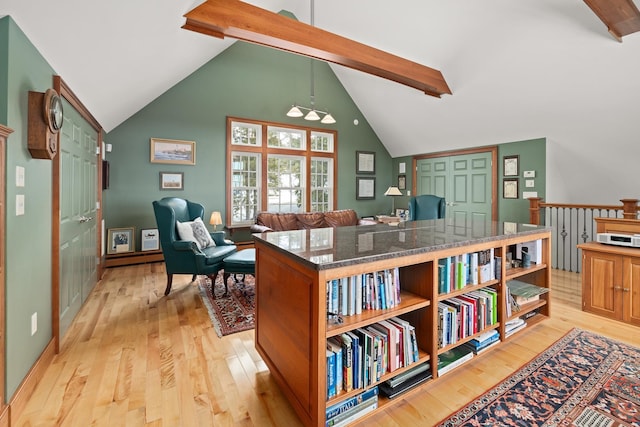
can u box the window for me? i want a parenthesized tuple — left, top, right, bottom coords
(227, 117, 337, 227)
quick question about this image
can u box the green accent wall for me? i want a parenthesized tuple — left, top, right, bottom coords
(105, 39, 392, 247)
(498, 138, 546, 223)
(1, 16, 55, 398)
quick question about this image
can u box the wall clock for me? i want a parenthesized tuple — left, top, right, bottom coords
(28, 89, 63, 159)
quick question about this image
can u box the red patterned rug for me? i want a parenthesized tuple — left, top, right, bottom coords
(197, 273, 255, 337)
(437, 328, 640, 426)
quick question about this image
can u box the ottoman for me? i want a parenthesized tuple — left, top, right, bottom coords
(221, 248, 256, 294)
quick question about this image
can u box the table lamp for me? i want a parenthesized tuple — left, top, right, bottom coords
(384, 186, 403, 215)
(209, 211, 222, 231)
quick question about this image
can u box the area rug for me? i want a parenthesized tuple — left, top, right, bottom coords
(197, 272, 255, 337)
(437, 328, 640, 426)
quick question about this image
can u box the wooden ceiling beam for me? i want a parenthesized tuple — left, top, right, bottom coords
(583, 0, 640, 41)
(182, 0, 452, 98)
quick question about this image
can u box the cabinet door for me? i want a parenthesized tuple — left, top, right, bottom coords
(582, 251, 622, 320)
(623, 256, 640, 326)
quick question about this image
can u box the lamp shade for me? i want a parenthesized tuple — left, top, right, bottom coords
(320, 113, 336, 124)
(304, 110, 321, 121)
(209, 211, 222, 227)
(384, 186, 402, 196)
(286, 105, 303, 117)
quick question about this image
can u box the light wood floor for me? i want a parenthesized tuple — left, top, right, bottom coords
(14, 265, 639, 427)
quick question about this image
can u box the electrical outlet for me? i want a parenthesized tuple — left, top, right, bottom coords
(31, 312, 37, 336)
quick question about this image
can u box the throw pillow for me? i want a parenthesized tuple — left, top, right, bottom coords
(176, 217, 216, 250)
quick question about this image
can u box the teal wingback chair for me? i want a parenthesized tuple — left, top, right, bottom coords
(153, 197, 237, 295)
(408, 195, 446, 220)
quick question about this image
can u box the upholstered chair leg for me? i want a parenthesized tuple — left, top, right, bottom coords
(164, 274, 174, 296)
(191, 274, 197, 282)
(223, 271, 230, 295)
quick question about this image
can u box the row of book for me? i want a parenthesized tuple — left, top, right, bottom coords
(437, 249, 501, 294)
(437, 288, 498, 348)
(325, 386, 379, 427)
(326, 268, 401, 317)
(326, 317, 419, 399)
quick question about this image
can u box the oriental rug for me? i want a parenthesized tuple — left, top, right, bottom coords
(198, 273, 255, 337)
(437, 328, 640, 427)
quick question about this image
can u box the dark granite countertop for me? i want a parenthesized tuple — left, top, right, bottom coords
(253, 218, 550, 271)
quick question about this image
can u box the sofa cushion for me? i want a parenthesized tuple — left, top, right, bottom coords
(256, 212, 298, 232)
(324, 209, 359, 227)
(296, 212, 327, 229)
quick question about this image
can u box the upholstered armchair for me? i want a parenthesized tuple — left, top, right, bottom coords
(408, 195, 446, 220)
(152, 197, 237, 295)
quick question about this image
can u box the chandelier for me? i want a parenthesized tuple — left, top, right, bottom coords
(286, 0, 336, 125)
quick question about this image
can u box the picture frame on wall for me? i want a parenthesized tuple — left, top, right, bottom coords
(398, 174, 406, 190)
(141, 228, 160, 251)
(159, 172, 184, 190)
(356, 151, 376, 174)
(503, 155, 519, 177)
(107, 227, 135, 254)
(356, 177, 376, 200)
(503, 178, 519, 199)
(150, 138, 196, 165)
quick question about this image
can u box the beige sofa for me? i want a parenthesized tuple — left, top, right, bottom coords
(250, 209, 376, 233)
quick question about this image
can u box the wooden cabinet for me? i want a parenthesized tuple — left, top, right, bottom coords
(254, 223, 551, 427)
(579, 242, 640, 326)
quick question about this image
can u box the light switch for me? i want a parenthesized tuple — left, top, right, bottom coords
(16, 194, 25, 216)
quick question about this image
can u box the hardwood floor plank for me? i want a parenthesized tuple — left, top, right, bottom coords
(12, 265, 639, 427)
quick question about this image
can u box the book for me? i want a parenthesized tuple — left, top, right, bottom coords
(437, 346, 474, 376)
(325, 386, 379, 423)
(385, 361, 431, 388)
(327, 349, 336, 399)
(327, 395, 378, 427)
(379, 367, 432, 399)
(327, 339, 343, 395)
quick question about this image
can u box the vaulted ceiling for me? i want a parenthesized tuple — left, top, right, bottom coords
(4, 0, 640, 158)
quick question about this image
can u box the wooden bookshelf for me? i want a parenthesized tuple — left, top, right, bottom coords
(253, 221, 551, 426)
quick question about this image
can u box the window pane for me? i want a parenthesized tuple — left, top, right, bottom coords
(231, 122, 262, 146)
(267, 126, 305, 150)
(311, 131, 334, 153)
(267, 155, 305, 212)
(310, 157, 333, 212)
(231, 152, 260, 225)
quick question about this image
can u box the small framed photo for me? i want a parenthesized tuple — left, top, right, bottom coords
(159, 172, 184, 190)
(395, 208, 408, 219)
(503, 155, 519, 177)
(503, 178, 519, 199)
(141, 228, 160, 251)
(150, 138, 196, 165)
(398, 174, 406, 190)
(356, 151, 376, 174)
(356, 177, 376, 200)
(107, 227, 135, 254)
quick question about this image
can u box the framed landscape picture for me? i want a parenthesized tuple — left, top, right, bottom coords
(150, 138, 196, 165)
(159, 172, 184, 190)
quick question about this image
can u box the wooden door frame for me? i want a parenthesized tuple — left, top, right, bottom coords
(52, 76, 104, 352)
(412, 146, 498, 221)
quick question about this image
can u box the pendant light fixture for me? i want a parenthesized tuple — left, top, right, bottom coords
(286, 0, 336, 124)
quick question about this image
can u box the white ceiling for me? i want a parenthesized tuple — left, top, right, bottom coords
(3, 0, 640, 158)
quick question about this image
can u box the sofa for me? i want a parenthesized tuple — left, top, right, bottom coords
(250, 209, 377, 233)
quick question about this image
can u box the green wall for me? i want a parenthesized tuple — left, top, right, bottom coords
(105, 38, 392, 247)
(1, 16, 55, 399)
(498, 138, 546, 223)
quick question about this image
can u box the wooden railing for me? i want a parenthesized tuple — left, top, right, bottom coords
(528, 198, 640, 272)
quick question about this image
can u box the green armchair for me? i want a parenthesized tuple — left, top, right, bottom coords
(408, 195, 446, 220)
(153, 197, 237, 295)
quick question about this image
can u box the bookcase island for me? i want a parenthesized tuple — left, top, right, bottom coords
(253, 219, 551, 427)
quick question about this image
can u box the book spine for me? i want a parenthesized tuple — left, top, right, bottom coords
(325, 386, 379, 422)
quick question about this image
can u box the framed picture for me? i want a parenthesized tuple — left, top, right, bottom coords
(159, 172, 184, 190)
(107, 227, 135, 254)
(395, 208, 408, 219)
(503, 155, 519, 177)
(356, 177, 376, 200)
(356, 151, 376, 174)
(503, 178, 519, 199)
(398, 174, 406, 190)
(141, 228, 160, 251)
(150, 138, 196, 165)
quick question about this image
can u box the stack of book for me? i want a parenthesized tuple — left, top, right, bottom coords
(325, 387, 379, 427)
(461, 329, 500, 354)
(506, 279, 549, 316)
(437, 346, 474, 376)
(379, 362, 432, 399)
(505, 317, 527, 337)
